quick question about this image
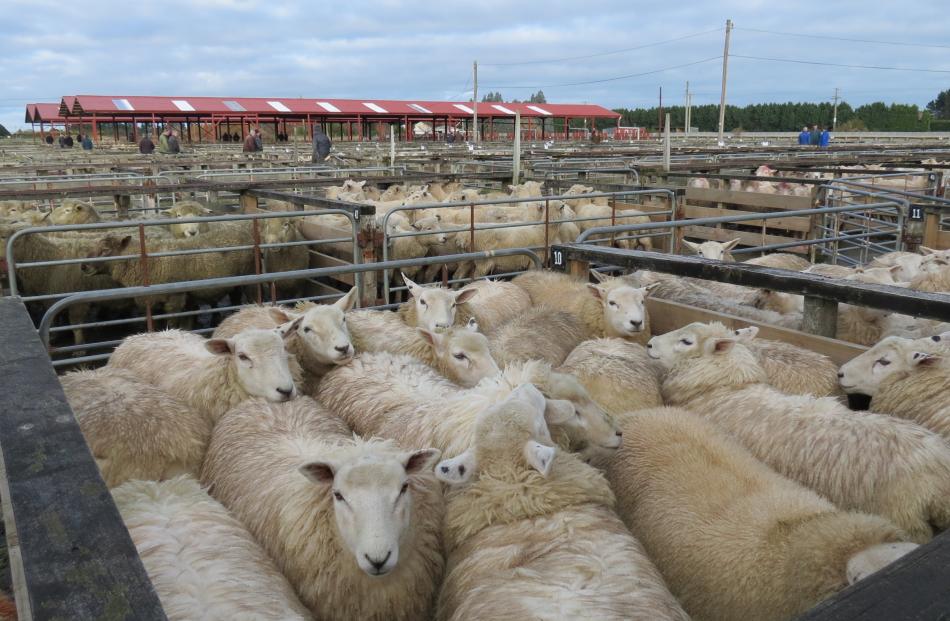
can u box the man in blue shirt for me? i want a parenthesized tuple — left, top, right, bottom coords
(809, 124, 822, 146)
(798, 126, 810, 145)
(819, 126, 831, 148)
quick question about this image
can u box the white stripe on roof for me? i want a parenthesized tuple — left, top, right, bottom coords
(316, 101, 341, 113)
(267, 100, 291, 112)
(408, 103, 433, 114)
(526, 105, 552, 116)
(363, 102, 388, 113)
(453, 103, 474, 114)
(491, 104, 516, 115)
(172, 99, 195, 112)
(112, 98, 134, 111)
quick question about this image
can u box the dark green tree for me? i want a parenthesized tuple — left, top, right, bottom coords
(0, 124, 9, 138)
(926, 89, 950, 119)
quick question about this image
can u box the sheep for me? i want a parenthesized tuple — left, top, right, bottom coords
(200, 397, 444, 621)
(682, 237, 741, 261)
(648, 321, 950, 542)
(396, 275, 479, 332)
(433, 385, 688, 621)
(214, 288, 357, 392)
(487, 306, 588, 368)
(256, 215, 310, 301)
(379, 184, 407, 202)
(572, 202, 654, 250)
(49, 200, 101, 225)
(346, 310, 499, 387)
(318, 354, 622, 462)
(512, 270, 657, 344)
(450, 278, 532, 333)
(910, 264, 950, 293)
(60, 368, 211, 488)
(870, 251, 928, 281)
(386, 215, 449, 284)
(840, 334, 950, 441)
(427, 180, 462, 201)
(106, 327, 300, 424)
(743, 252, 811, 270)
(558, 338, 663, 418)
(112, 476, 311, 620)
(734, 326, 840, 396)
(163, 201, 211, 238)
(607, 407, 916, 621)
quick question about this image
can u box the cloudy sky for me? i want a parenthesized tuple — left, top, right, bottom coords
(2, 0, 947, 130)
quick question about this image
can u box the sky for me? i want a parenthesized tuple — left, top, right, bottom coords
(2, 0, 948, 131)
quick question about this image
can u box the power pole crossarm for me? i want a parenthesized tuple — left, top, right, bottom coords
(717, 19, 733, 145)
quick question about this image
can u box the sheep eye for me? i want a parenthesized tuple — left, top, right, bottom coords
(238, 353, 250, 362)
(680, 339, 693, 346)
(875, 358, 891, 367)
(453, 353, 467, 361)
(933, 335, 942, 342)
(420, 299, 428, 307)
(303, 327, 312, 333)
(608, 301, 617, 307)
(333, 490, 344, 501)
(399, 482, 409, 496)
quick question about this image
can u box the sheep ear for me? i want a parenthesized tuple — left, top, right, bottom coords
(708, 338, 736, 354)
(299, 461, 335, 485)
(509, 383, 547, 414)
(912, 352, 941, 367)
(466, 317, 479, 332)
(402, 273, 422, 297)
(268, 307, 294, 324)
(589, 269, 608, 283)
(586, 284, 606, 301)
(403, 448, 441, 475)
(118, 235, 133, 252)
(523, 441, 555, 477)
(278, 316, 304, 338)
(161, 208, 174, 216)
(888, 265, 902, 275)
(734, 326, 759, 341)
(335, 287, 358, 312)
(642, 282, 660, 296)
(435, 213, 442, 222)
(454, 286, 478, 305)
(411, 222, 421, 231)
(723, 238, 742, 251)
(357, 181, 366, 188)
(205, 338, 233, 355)
(435, 450, 475, 484)
(417, 328, 443, 347)
(682, 240, 701, 253)
(919, 246, 936, 255)
(544, 398, 576, 425)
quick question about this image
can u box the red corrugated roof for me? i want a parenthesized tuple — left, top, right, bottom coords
(25, 103, 67, 123)
(58, 95, 619, 119)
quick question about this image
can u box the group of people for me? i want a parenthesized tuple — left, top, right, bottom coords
(137, 128, 181, 155)
(44, 133, 93, 150)
(242, 128, 264, 153)
(799, 124, 832, 148)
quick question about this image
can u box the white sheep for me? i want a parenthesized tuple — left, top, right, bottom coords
(682, 238, 741, 261)
(213, 288, 357, 392)
(163, 201, 212, 238)
(433, 385, 688, 621)
(346, 309, 499, 387)
(558, 338, 663, 419)
(910, 264, 950, 293)
(49, 200, 101, 225)
(200, 397, 444, 621)
(60, 368, 211, 488)
(608, 407, 916, 621)
(257, 215, 310, 301)
(734, 327, 840, 396)
(387, 215, 449, 284)
(318, 353, 622, 462)
(573, 202, 654, 250)
(839, 333, 950, 441)
(648, 321, 950, 542)
(396, 275, 479, 332)
(512, 270, 658, 345)
(112, 476, 311, 620)
(487, 306, 588, 368)
(107, 327, 299, 424)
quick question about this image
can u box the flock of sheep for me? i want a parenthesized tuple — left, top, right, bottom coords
(53, 239, 950, 620)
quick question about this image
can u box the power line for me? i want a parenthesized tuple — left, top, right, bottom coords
(735, 26, 950, 51)
(479, 28, 722, 67)
(732, 54, 950, 74)
(482, 56, 723, 89)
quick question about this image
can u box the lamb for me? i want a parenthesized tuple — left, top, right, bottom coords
(572, 202, 654, 250)
(387, 215, 449, 283)
(163, 201, 211, 238)
(558, 338, 663, 417)
(734, 327, 840, 396)
(106, 327, 299, 424)
(512, 270, 657, 345)
(608, 407, 916, 621)
(318, 354, 622, 461)
(487, 306, 589, 368)
(742, 252, 811, 270)
(200, 397, 444, 621)
(346, 310, 499, 387)
(257, 215, 310, 301)
(839, 333, 950, 441)
(648, 321, 950, 541)
(909, 264, 950, 293)
(213, 288, 356, 392)
(396, 276, 479, 332)
(449, 278, 531, 333)
(682, 237, 741, 261)
(60, 368, 211, 488)
(433, 385, 688, 621)
(112, 476, 311, 621)
(49, 200, 101, 225)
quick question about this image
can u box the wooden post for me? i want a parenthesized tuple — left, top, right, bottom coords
(923, 212, 940, 249)
(567, 257, 590, 280)
(512, 111, 521, 184)
(113, 194, 132, 220)
(358, 210, 379, 307)
(802, 296, 838, 338)
(663, 113, 671, 172)
(240, 191, 259, 213)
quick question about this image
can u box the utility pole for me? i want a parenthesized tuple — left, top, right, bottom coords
(717, 19, 733, 144)
(658, 86, 663, 133)
(473, 60, 479, 144)
(832, 87, 840, 132)
(684, 81, 690, 134)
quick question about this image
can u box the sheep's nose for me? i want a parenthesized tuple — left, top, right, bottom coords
(615, 431, 623, 438)
(629, 320, 643, 328)
(276, 386, 294, 399)
(366, 551, 392, 573)
(837, 372, 844, 379)
(335, 345, 351, 354)
(646, 342, 653, 349)
(435, 323, 449, 329)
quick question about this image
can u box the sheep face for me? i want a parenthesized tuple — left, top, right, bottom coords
(261, 217, 300, 245)
(919, 253, 950, 275)
(587, 283, 656, 338)
(277, 288, 357, 365)
(342, 179, 367, 196)
(299, 447, 441, 577)
(682, 238, 740, 261)
(205, 328, 299, 402)
(380, 185, 407, 202)
(838, 335, 945, 396)
(164, 202, 212, 238)
(418, 321, 499, 388)
(50, 201, 101, 225)
(82, 234, 133, 275)
(410, 216, 447, 247)
(544, 372, 622, 459)
(752, 289, 803, 314)
(850, 266, 901, 286)
(402, 275, 478, 332)
(436, 384, 557, 484)
(647, 322, 737, 369)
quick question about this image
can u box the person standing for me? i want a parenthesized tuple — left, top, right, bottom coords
(253, 128, 263, 152)
(312, 126, 331, 163)
(81, 134, 93, 150)
(139, 134, 155, 154)
(242, 130, 256, 152)
(819, 125, 831, 148)
(44, 134, 54, 146)
(158, 128, 172, 153)
(167, 130, 181, 154)
(797, 126, 810, 145)
(809, 124, 821, 147)
(63, 134, 74, 148)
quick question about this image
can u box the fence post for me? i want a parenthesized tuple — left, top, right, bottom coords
(358, 208, 379, 307)
(113, 194, 131, 220)
(240, 191, 259, 213)
(802, 295, 838, 338)
(566, 255, 590, 281)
